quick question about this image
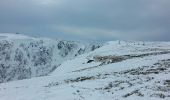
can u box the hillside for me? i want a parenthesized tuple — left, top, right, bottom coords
(0, 34, 170, 100)
(0, 33, 102, 83)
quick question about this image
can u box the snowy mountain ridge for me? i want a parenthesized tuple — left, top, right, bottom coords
(0, 33, 102, 83)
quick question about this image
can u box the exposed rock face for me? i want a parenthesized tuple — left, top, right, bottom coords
(0, 34, 102, 83)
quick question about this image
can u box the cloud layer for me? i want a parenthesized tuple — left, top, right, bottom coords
(0, 0, 170, 41)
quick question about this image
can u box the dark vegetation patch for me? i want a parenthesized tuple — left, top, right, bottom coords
(123, 90, 144, 98)
(164, 80, 170, 86)
(87, 60, 94, 63)
(65, 76, 96, 83)
(150, 93, 166, 99)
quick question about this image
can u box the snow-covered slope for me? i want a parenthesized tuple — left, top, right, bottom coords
(0, 40, 170, 100)
(0, 33, 102, 83)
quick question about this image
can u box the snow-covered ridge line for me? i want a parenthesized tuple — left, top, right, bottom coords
(0, 33, 33, 40)
(0, 33, 103, 83)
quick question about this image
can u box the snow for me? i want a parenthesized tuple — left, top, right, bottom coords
(0, 35, 170, 100)
(0, 33, 103, 83)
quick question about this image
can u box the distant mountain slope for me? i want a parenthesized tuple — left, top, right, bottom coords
(0, 40, 170, 100)
(0, 33, 103, 83)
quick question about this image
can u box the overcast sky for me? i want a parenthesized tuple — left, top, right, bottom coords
(0, 0, 170, 41)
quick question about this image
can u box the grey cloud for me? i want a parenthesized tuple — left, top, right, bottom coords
(0, 0, 170, 41)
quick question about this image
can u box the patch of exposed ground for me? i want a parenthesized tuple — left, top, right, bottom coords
(72, 51, 170, 72)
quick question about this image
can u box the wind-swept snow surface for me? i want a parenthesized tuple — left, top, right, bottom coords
(0, 38, 170, 100)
